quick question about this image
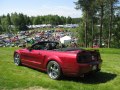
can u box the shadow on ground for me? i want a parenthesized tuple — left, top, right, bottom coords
(21, 65, 117, 84)
(61, 72, 117, 84)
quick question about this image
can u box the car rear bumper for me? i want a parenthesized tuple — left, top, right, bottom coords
(63, 60, 102, 77)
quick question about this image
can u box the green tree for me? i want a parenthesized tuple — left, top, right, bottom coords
(66, 16, 72, 24)
(1, 17, 9, 33)
(33, 16, 40, 25)
(11, 13, 28, 32)
(19, 13, 28, 31)
(112, 14, 120, 48)
(0, 17, 3, 33)
(11, 12, 20, 32)
(107, 0, 118, 48)
(75, 0, 96, 47)
(7, 14, 12, 32)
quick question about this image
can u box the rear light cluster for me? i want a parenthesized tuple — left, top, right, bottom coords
(77, 50, 101, 63)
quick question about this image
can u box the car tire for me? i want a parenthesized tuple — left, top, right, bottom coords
(47, 61, 62, 80)
(14, 53, 22, 66)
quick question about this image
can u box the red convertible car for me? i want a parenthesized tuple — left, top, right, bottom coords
(14, 41, 102, 80)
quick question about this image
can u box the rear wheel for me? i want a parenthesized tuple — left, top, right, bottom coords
(14, 53, 21, 66)
(47, 61, 62, 80)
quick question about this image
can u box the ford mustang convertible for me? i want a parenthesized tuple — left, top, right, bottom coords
(14, 41, 102, 80)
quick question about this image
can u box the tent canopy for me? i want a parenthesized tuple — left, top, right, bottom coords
(60, 36, 71, 44)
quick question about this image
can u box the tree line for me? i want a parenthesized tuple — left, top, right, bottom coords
(75, 0, 120, 48)
(0, 13, 80, 33)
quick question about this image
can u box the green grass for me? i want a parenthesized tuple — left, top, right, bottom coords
(0, 47, 120, 90)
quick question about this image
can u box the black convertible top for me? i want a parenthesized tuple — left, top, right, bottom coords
(55, 47, 84, 51)
(38, 41, 59, 44)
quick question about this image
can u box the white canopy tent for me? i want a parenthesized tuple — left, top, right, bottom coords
(60, 36, 71, 44)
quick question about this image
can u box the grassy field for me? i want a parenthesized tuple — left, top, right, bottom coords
(0, 47, 120, 90)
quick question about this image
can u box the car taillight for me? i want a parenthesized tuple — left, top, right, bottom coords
(77, 50, 101, 63)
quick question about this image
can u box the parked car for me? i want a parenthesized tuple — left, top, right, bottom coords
(0, 41, 5, 47)
(14, 41, 102, 80)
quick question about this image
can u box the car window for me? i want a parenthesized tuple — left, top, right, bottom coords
(32, 44, 44, 50)
(31, 42, 59, 50)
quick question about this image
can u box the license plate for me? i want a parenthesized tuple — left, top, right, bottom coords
(92, 65, 97, 70)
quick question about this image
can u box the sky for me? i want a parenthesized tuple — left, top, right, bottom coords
(0, 0, 82, 18)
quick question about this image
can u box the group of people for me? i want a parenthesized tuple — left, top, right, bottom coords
(0, 29, 78, 48)
(26, 29, 78, 48)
